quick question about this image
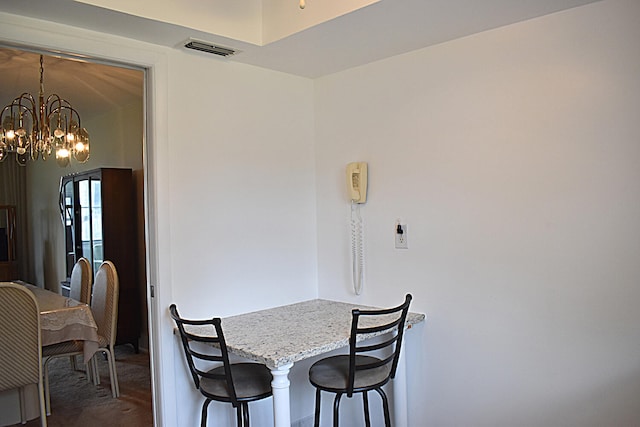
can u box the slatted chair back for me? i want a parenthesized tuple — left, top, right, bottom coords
(0, 282, 48, 426)
(169, 304, 240, 406)
(0, 283, 41, 391)
(91, 261, 119, 348)
(89, 261, 121, 398)
(69, 257, 92, 304)
(346, 293, 412, 397)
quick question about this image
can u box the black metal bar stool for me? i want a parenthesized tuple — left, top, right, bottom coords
(170, 304, 273, 427)
(308, 294, 412, 427)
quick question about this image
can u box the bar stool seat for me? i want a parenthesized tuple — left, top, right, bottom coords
(309, 354, 391, 391)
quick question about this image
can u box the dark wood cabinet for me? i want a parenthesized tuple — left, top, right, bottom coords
(60, 168, 140, 350)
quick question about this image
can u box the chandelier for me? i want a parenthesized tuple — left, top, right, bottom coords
(0, 54, 90, 167)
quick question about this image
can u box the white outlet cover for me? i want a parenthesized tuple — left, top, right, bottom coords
(395, 224, 408, 249)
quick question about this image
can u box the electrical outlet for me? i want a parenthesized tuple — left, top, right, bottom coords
(395, 223, 408, 249)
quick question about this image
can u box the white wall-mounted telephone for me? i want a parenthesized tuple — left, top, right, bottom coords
(347, 162, 368, 203)
(347, 162, 368, 295)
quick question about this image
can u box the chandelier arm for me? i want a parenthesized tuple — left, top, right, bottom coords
(14, 93, 37, 104)
(45, 94, 67, 109)
(48, 103, 80, 116)
(46, 105, 84, 130)
(11, 95, 39, 129)
(14, 94, 38, 117)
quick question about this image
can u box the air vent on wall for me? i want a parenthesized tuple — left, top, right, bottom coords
(184, 40, 237, 57)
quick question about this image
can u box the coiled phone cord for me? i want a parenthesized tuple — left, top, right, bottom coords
(351, 202, 364, 295)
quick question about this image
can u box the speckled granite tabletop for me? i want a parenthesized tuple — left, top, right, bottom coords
(185, 299, 425, 369)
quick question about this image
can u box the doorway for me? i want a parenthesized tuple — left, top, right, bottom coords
(0, 45, 153, 425)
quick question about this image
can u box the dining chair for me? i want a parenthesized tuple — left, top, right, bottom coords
(169, 304, 273, 427)
(0, 282, 48, 426)
(42, 258, 96, 414)
(42, 339, 86, 414)
(67, 257, 92, 372)
(308, 294, 412, 427)
(69, 257, 92, 305)
(89, 260, 121, 398)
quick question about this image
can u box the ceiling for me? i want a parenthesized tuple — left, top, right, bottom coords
(0, 0, 601, 118)
(0, 48, 144, 119)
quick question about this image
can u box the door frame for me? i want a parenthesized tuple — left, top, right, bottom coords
(0, 13, 177, 425)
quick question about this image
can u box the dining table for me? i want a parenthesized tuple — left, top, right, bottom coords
(18, 281, 100, 362)
(0, 281, 100, 426)
(184, 298, 425, 427)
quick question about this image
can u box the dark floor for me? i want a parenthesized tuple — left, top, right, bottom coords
(14, 345, 153, 427)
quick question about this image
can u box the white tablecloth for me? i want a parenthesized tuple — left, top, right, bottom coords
(18, 281, 99, 361)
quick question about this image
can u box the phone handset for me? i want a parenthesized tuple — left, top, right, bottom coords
(347, 162, 367, 295)
(347, 162, 367, 203)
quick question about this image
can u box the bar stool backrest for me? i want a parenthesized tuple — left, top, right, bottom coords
(169, 304, 240, 406)
(347, 293, 412, 396)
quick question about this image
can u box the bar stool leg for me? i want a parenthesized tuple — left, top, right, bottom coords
(363, 391, 371, 427)
(332, 393, 343, 427)
(314, 389, 322, 427)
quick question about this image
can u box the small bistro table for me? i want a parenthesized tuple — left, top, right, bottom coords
(185, 298, 425, 427)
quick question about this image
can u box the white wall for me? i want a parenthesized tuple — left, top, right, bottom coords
(314, 0, 640, 425)
(164, 50, 317, 425)
(165, 50, 317, 318)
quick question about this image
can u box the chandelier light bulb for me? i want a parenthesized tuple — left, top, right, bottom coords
(56, 149, 70, 167)
(54, 128, 65, 138)
(299, 0, 305, 9)
(66, 132, 75, 142)
(5, 129, 15, 140)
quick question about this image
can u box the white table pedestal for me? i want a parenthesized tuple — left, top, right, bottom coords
(270, 363, 293, 427)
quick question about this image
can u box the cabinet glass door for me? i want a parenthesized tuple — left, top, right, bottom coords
(78, 177, 103, 277)
(91, 178, 103, 275)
